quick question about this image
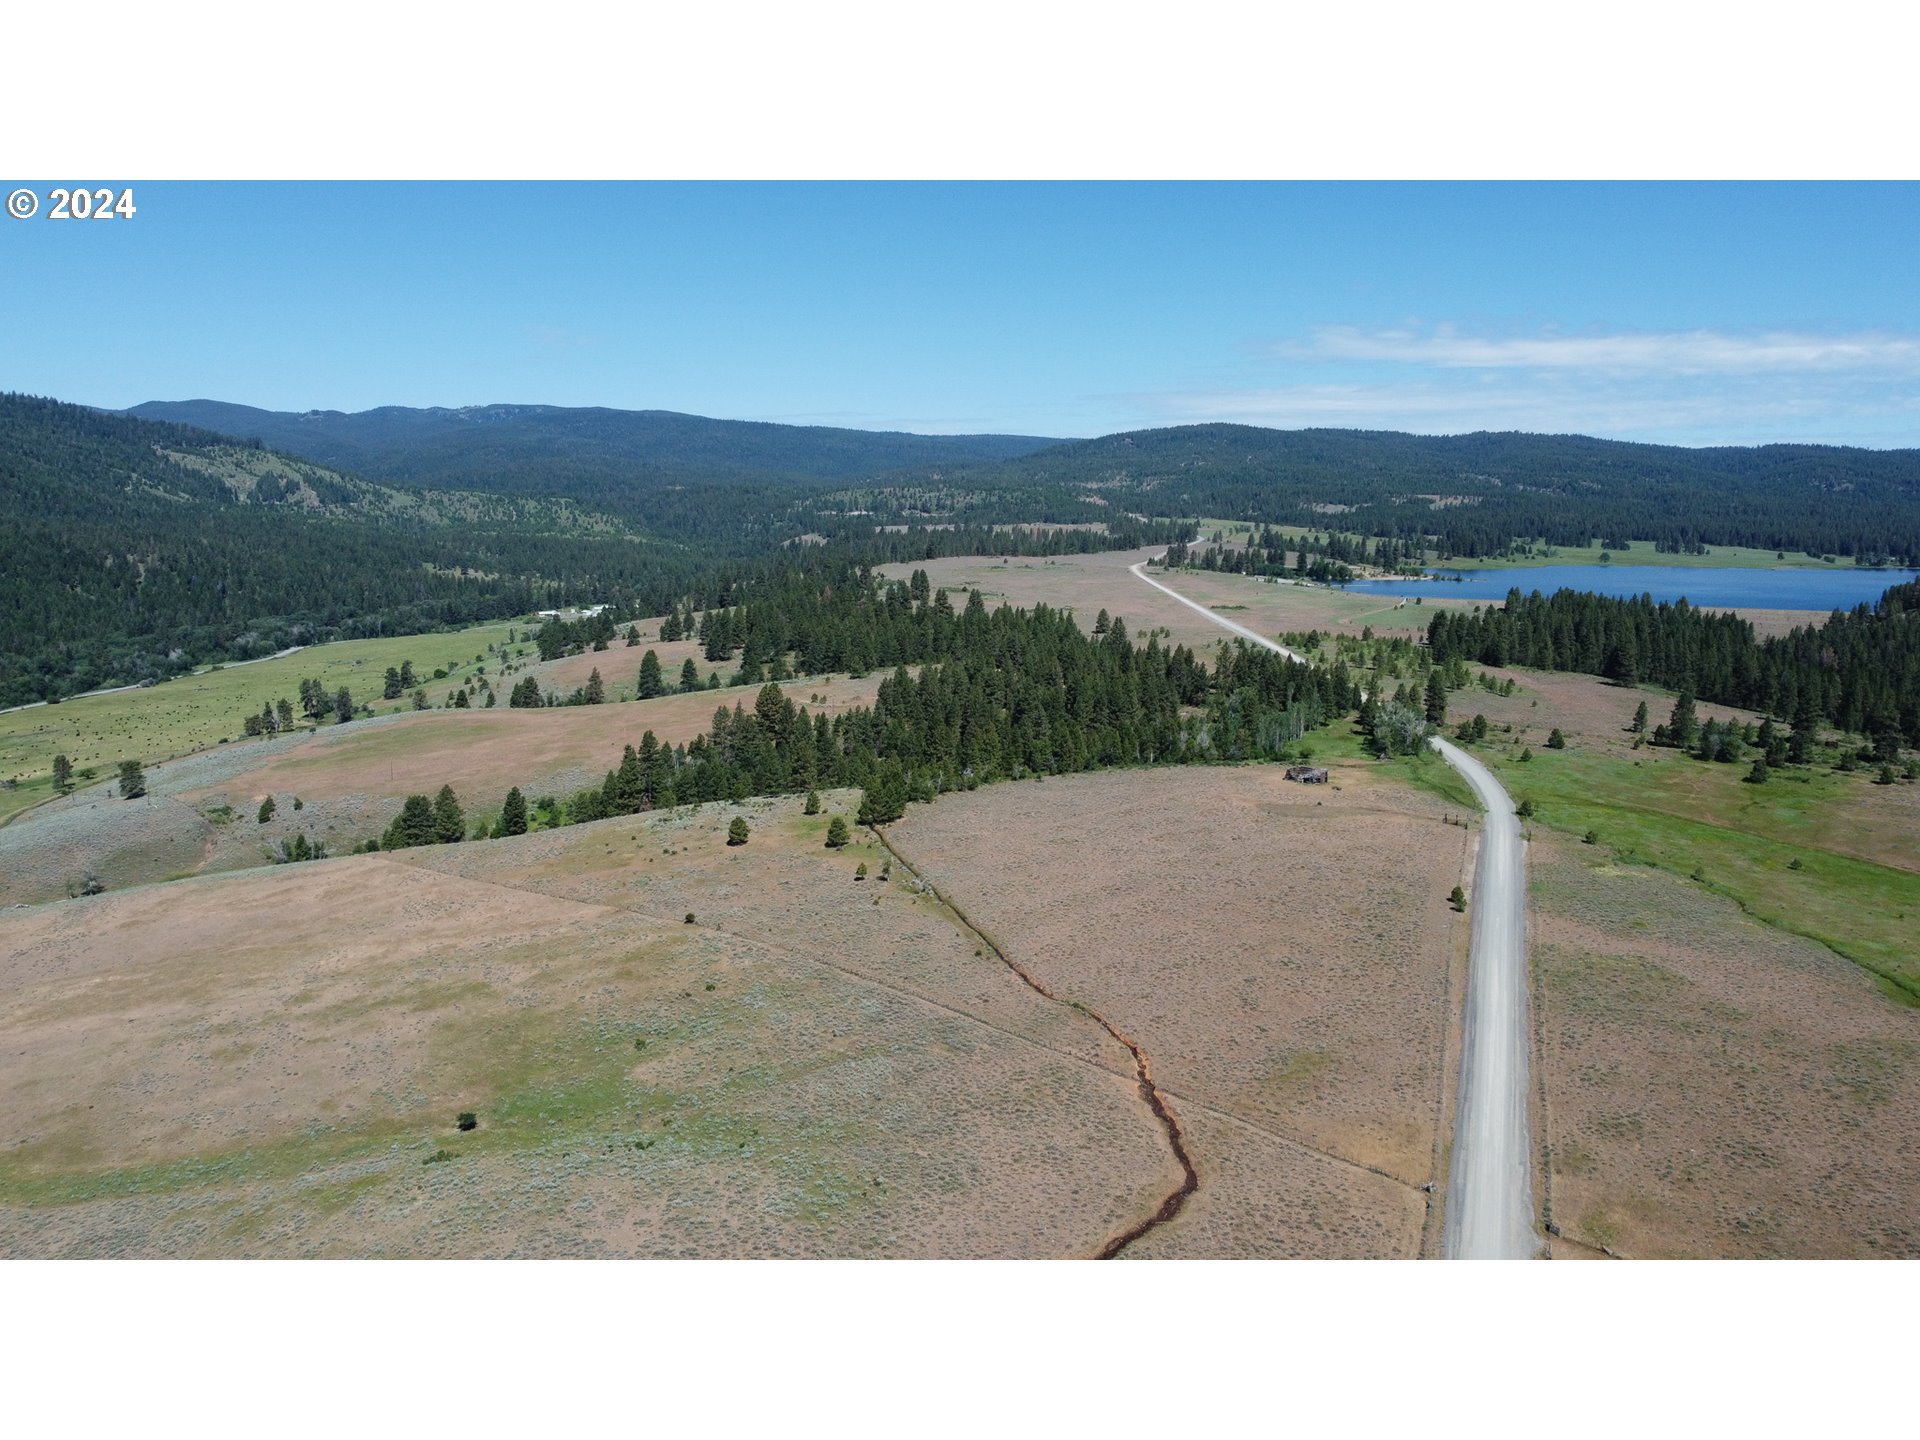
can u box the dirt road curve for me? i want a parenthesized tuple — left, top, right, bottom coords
(1129, 558, 1536, 1259)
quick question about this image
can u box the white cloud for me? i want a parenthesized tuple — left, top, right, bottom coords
(1278, 325, 1920, 375)
(1138, 378, 1916, 446)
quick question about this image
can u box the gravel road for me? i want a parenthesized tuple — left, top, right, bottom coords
(1131, 558, 1536, 1259)
(1429, 736, 1535, 1259)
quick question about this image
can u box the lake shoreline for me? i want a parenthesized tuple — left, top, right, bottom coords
(1339, 563, 1920, 612)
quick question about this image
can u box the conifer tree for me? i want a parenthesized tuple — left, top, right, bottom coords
(118, 759, 146, 799)
(728, 817, 750, 846)
(857, 760, 908, 825)
(1666, 689, 1699, 749)
(825, 816, 850, 848)
(499, 786, 528, 836)
(638, 650, 666, 699)
(680, 658, 701, 693)
(432, 785, 466, 844)
(1602, 639, 1639, 687)
(383, 794, 436, 850)
(584, 668, 605, 705)
(52, 754, 72, 792)
(258, 795, 276, 823)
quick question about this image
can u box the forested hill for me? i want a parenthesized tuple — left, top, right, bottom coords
(914, 424, 1920, 564)
(123, 399, 1062, 499)
(0, 394, 745, 705)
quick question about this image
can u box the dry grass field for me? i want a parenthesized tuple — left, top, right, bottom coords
(0, 674, 885, 906)
(0, 757, 1480, 1259)
(886, 763, 1471, 1258)
(522, 635, 726, 701)
(183, 672, 883, 817)
(880, 548, 1466, 653)
(0, 794, 1183, 1258)
(1531, 832, 1920, 1258)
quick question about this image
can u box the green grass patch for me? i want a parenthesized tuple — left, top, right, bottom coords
(0, 773, 63, 826)
(0, 618, 520, 790)
(0, 1121, 413, 1208)
(1440, 537, 1886, 572)
(1469, 744, 1920, 1004)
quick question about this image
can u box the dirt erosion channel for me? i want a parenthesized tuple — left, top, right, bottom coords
(871, 830, 1197, 1258)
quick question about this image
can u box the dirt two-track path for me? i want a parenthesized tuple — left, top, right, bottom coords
(1130, 557, 1537, 1260)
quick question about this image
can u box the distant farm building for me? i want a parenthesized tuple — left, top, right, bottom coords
(1284, 765, 1330, 784)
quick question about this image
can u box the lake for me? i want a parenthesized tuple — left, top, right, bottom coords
(1338, 564, 1920, 612)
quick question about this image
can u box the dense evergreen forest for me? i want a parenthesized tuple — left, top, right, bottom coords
(0, 395, 776, 704)
(125, 400, 1060, 495)
(0, 396, 1155, 706)
(140, 401, 1920, 567)
(1425, 580, 1920, 744)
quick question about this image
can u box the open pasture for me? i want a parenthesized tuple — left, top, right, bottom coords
(1531, 832, 1920, 1258)
(885, 763, 1470, 1256)
(882, 547, 1481, 654)
(0, 620, 520, 802)
(1423, 667, 1920, 1000)
(0, 794, 1178, 1257)
(0, 673, 886, 906)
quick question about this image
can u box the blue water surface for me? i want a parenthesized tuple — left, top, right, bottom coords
(1338, 564, 1920, 611)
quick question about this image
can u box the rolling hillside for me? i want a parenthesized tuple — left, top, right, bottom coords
(0, 395, 721, 705)
(125, 399, 1063, 499)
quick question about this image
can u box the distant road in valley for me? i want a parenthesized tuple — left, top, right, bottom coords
(0, 647, 308, 718)
(1130, 557, 1536, 1260)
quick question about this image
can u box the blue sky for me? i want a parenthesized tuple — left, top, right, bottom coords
(3, 181, 1917, 445)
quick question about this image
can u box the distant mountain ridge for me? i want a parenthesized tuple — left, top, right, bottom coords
(123, 399, 1064, 496)
(915, 422, 1920, 563)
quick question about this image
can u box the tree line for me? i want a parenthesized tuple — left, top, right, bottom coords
(1425, 580, 1920, 745)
